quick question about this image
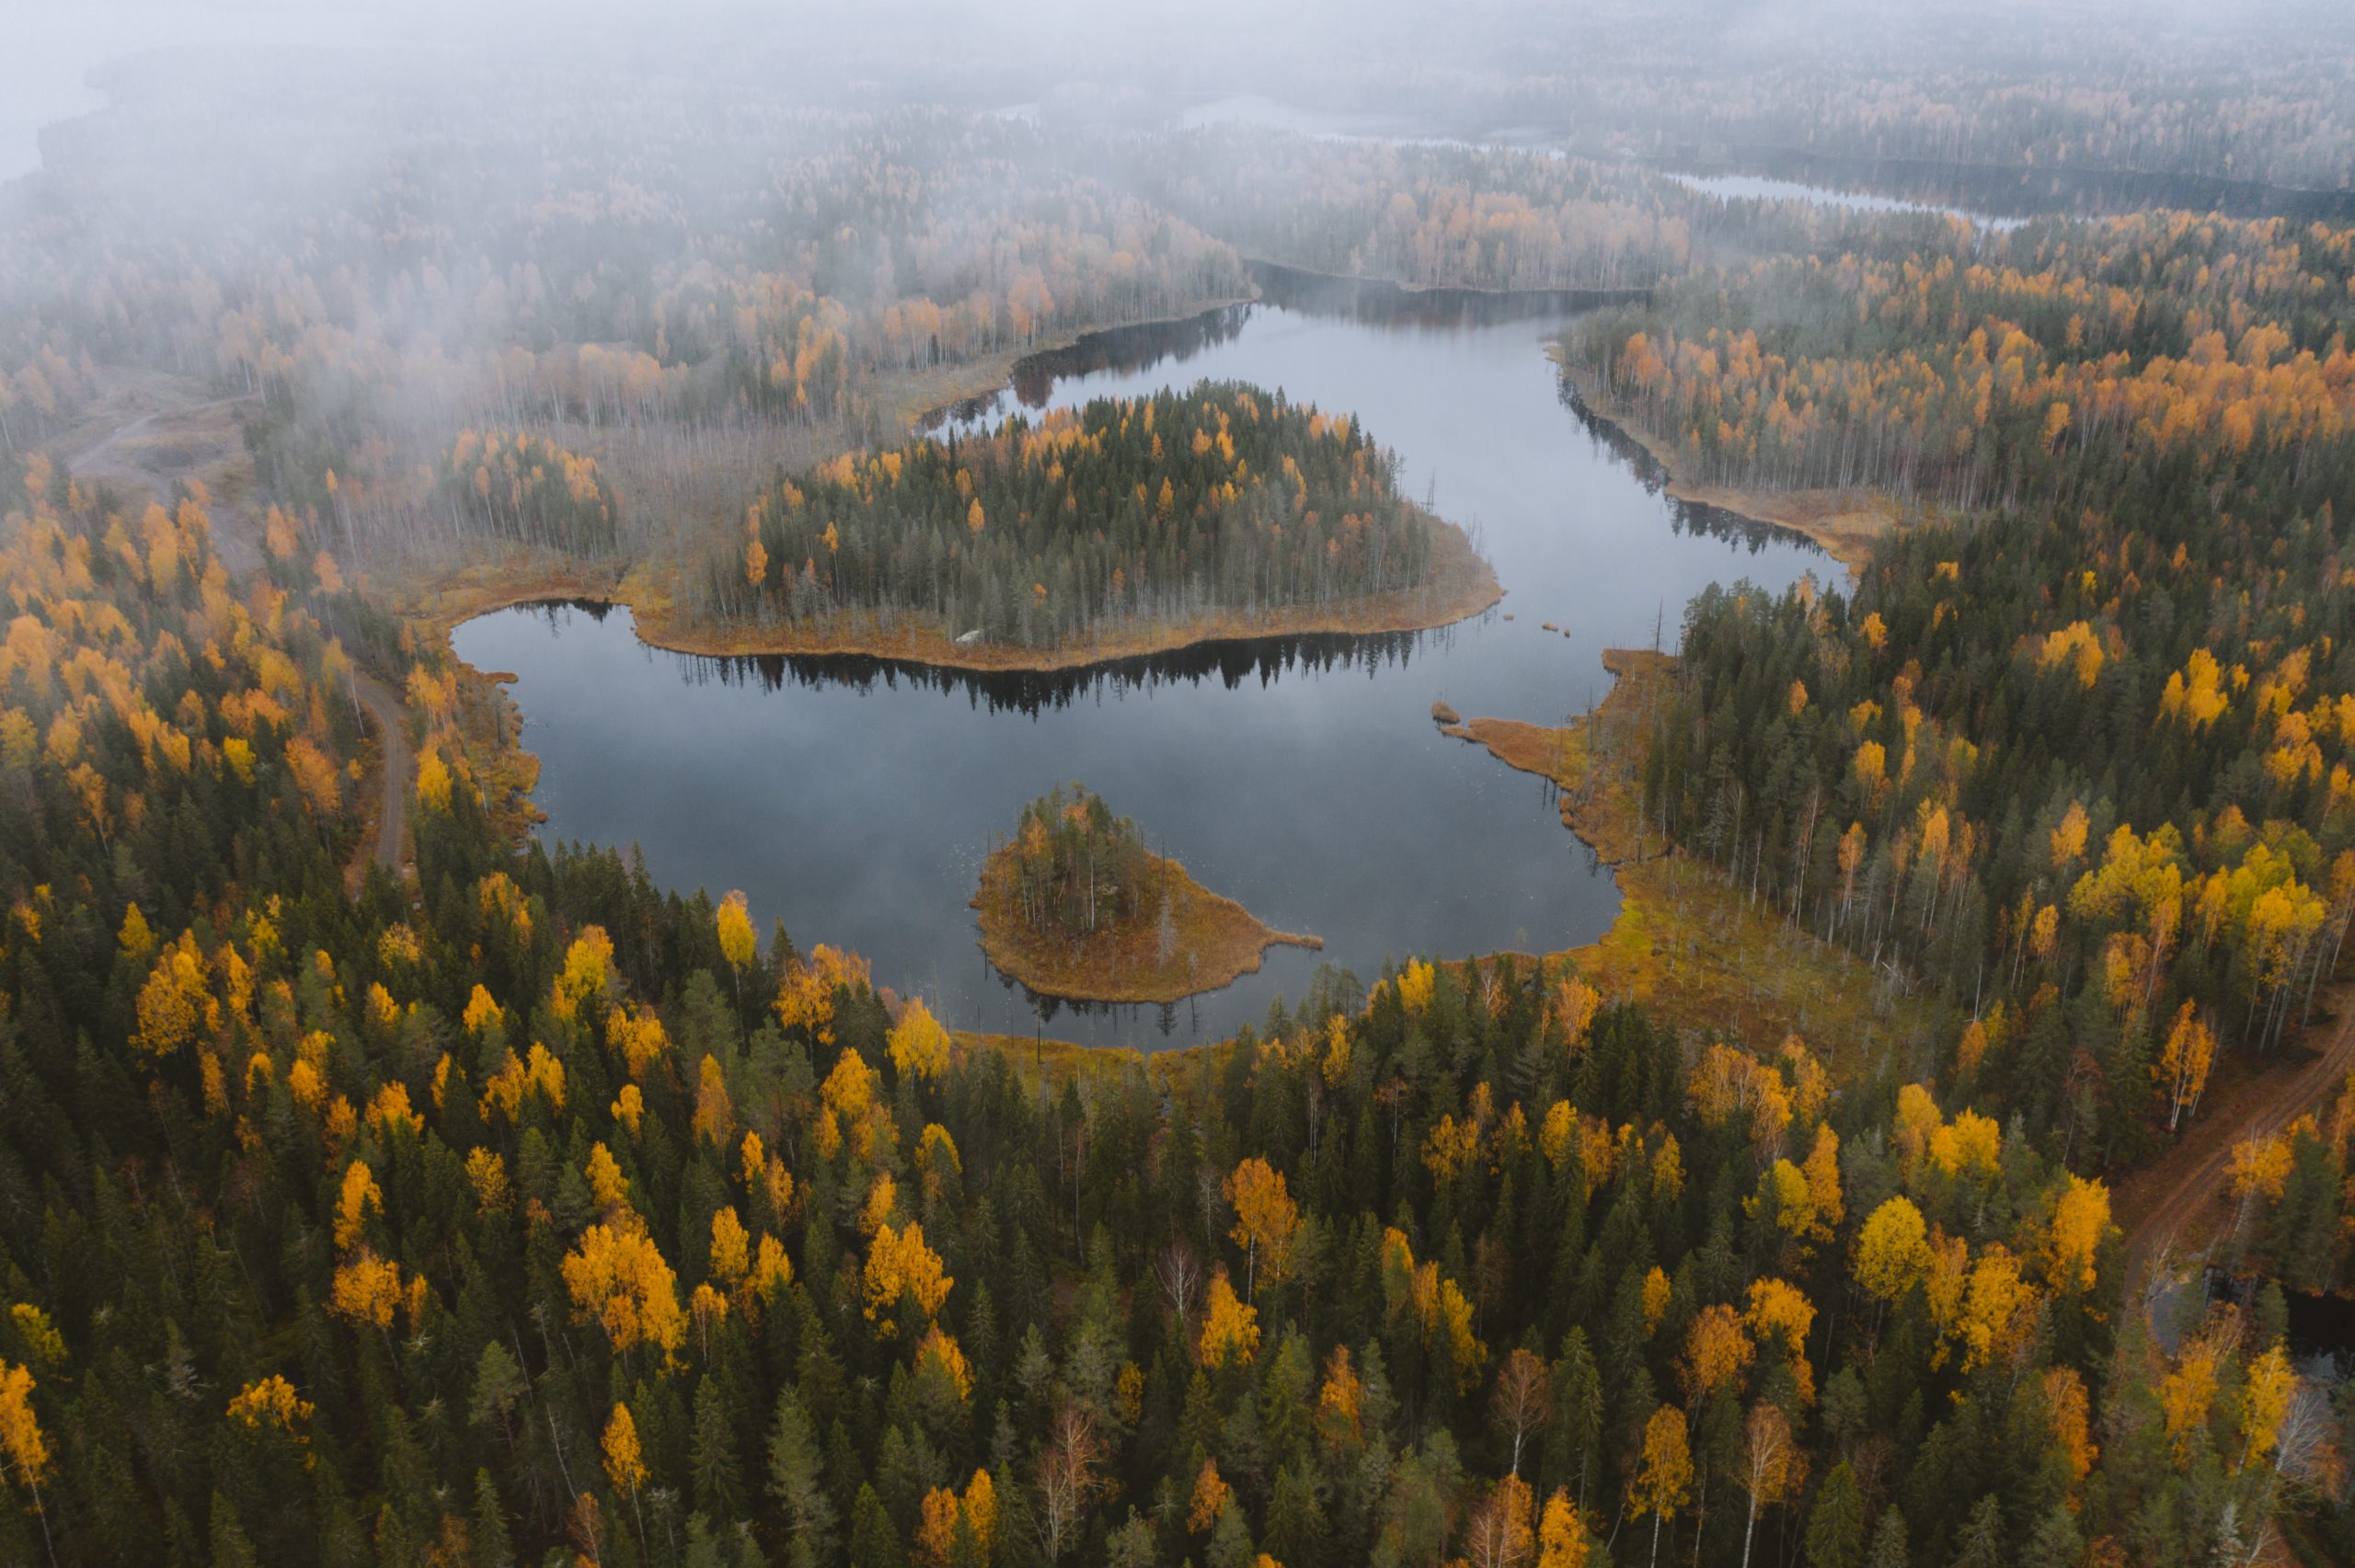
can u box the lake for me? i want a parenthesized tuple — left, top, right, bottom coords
(453, 266, 1829, 1048)
(1660, 171, 2026, 230)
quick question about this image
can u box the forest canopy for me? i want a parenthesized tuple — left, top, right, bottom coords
(1568, 206, 2355, 1185)
(1561, 212, 2355, 513)
(6, 7, 2355, 1565)
(993, 785, 1154, 941)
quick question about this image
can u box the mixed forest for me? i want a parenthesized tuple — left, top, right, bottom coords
(0, 464, 2322, 1566)
(1564, 207, 2355, 1185)
(1562, 213, 2355, 514)
(988, 787, 1157, 943)
(6, 5, 2355, 1567)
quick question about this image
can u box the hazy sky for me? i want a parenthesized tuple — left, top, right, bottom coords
(0, 1, 399, 183)
(6, 0, 2347, 192)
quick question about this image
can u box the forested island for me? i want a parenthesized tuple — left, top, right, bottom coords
(974, 785, 1320, 1002)
(685, 382, 1497, 665)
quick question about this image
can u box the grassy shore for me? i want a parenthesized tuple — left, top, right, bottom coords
(1442, 647, 1945, 1068)
(913, 648, 1943, 1082)
(973, 845, 1321, 1006)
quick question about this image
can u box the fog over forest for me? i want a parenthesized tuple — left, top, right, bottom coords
(2, 5, 2354, 1568)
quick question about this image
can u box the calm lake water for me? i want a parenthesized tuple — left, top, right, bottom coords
(454, 268, 1828, 1047)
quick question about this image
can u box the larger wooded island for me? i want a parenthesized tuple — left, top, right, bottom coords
(974, 784, 1320, 1002)
(685, 379, 1499, 668)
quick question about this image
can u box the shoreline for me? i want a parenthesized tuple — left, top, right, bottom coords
(1551, 355, 1907, 575)
(1643, 147, 2355, 223)
(892, 290, 1260, 430)
(1246, 254, 1654, 307)
(1438, 647, 1670, 868)
(1438, 647, 1943, 1061)
(973, 844, 1322, 1006)
(390, 292, 1897, 1064)
(383, 286, 1264, 639)
(409, 502, 1502, 674)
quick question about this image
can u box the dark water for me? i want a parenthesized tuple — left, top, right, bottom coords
(454, 266, 1828, 1047)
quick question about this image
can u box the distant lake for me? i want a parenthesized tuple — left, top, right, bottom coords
(1168, 91, 2352, 225)
(1662, 170, 2024, 230)
(455, 266, 1830, 1049)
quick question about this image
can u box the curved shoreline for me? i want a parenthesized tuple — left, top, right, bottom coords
(973, 844, 1322, 1005)
(896, 291, 1261, 430)
(1552, 358, 1908, 575)
(405, 281, 1514, 673)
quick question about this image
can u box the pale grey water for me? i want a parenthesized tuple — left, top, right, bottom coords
(1662, 170, 2024, 229)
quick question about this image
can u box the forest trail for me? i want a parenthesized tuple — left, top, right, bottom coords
(53, 374, 413, 885)
(2117, 993, 2355, 1291)
(346, 670, 411, 889)
(61, 372, 262, 568)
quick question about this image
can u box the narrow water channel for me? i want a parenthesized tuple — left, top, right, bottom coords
(1660, 170, 2025, 229)
(453, 267, 1830, 1047)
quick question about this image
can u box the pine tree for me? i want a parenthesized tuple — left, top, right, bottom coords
(1806, 1462, 1865, 1568)
(472, 1470, 516, 1568)
(769, 1392, 838, 1568)
(209, 1493, 261, 1568)
(849, 1482, 906, 1568)
(1947, 1495, 2005, 1568)
(1865, 1507, 1907, 1568)
(2016, 1503, 2080, 1568)
(692, 1376, 748, 1524)
(1549, 1329, 1604, 1507)
(1264, 1462, 1327, 1568)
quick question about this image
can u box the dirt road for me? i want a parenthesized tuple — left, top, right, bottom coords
(345, 670, 411, 887)
(48, 372, 408, 882)
(59, 371, 263, 568)
(2118, 999, 2355, 1290)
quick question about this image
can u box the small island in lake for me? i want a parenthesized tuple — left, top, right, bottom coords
(974, 784, 1320, 1003)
